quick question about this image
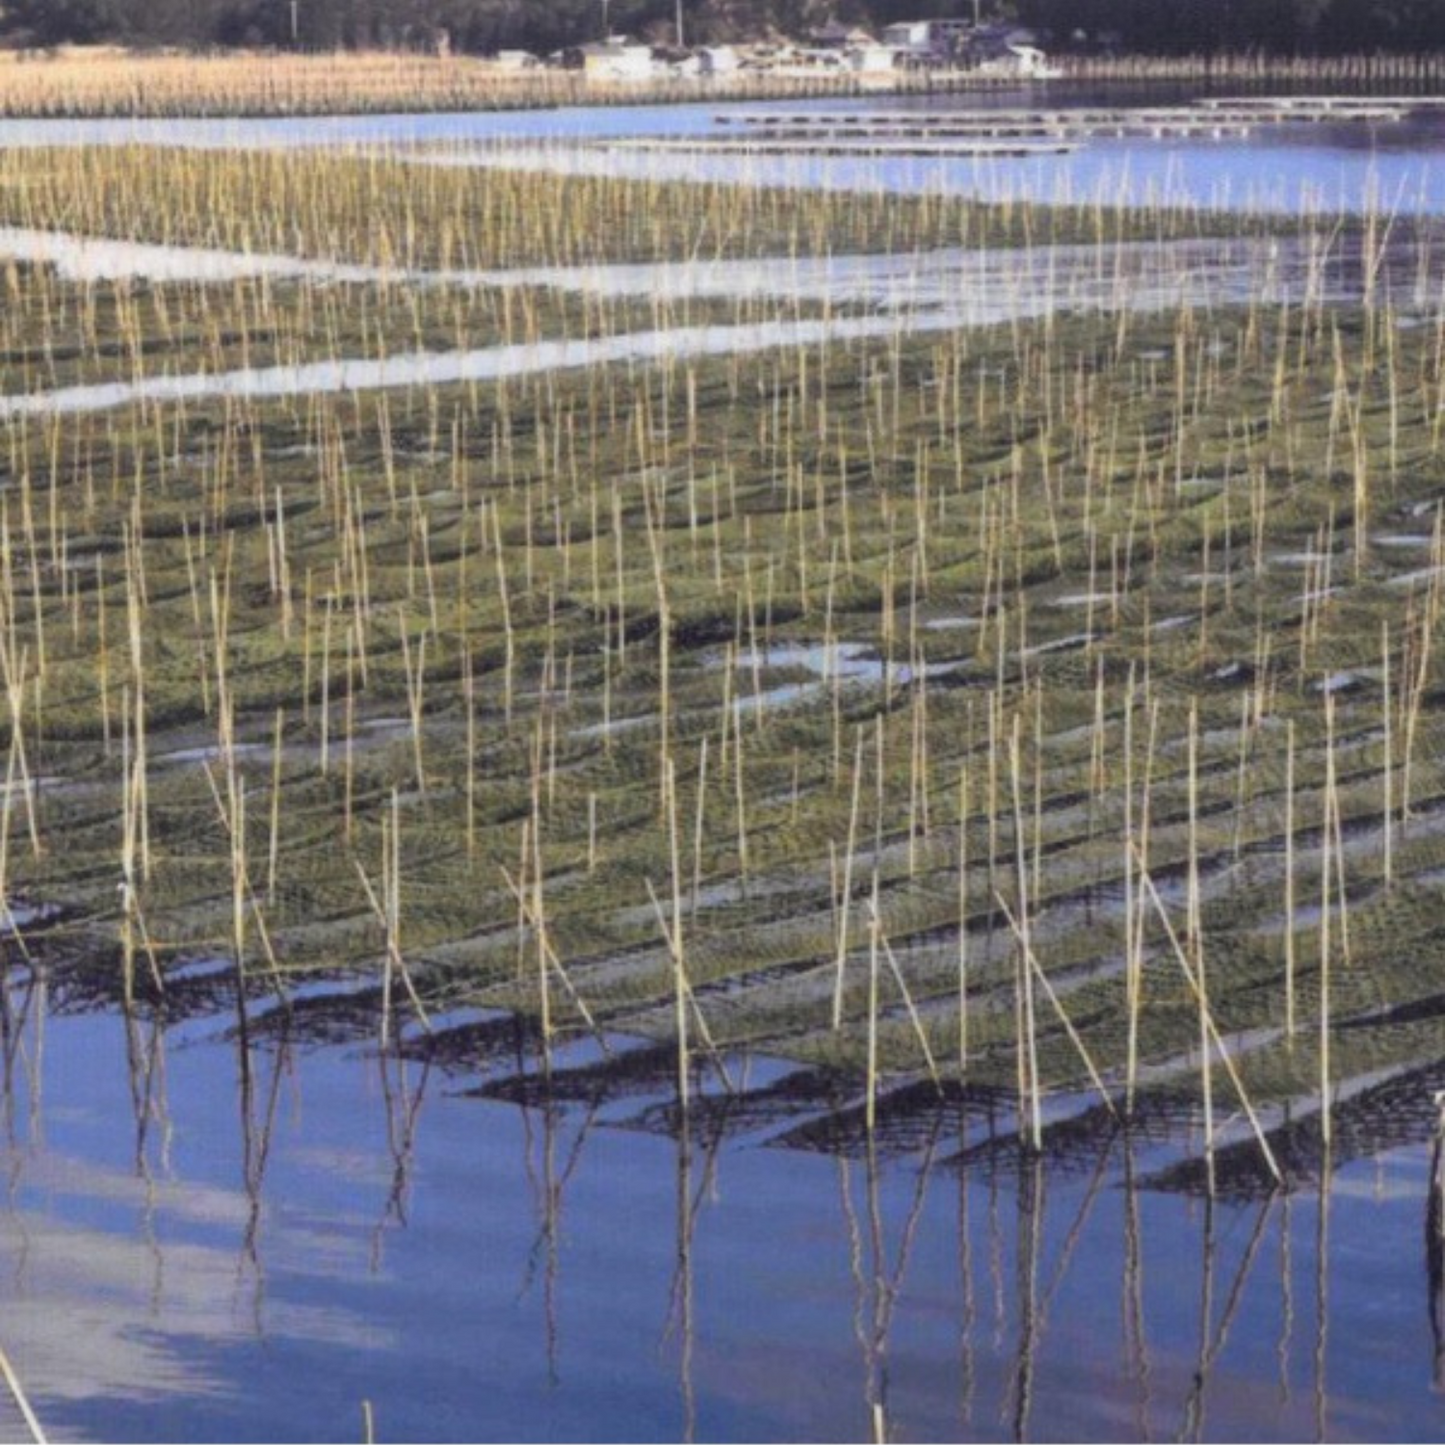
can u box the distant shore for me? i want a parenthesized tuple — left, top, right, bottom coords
(0, 46, 1442, 121)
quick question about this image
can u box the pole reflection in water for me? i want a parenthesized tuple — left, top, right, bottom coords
(0, 959, 45, 1161)
(1430, 1095, 1445, 1391)
(237, 1015, 292, 1341)
(1002, 1133, 1112, 1443)
(1179, 1195, 1274, 1442)
(125, 1001, 171, 1328)
(371, 1043, 430, 1269)
(839, 1118, 941, 1444)
(956, 1107, 976, 1438)
(987, 1104, 1006, 1358)
(1122, 1127, 1153, 1441)
(1008, 1151, 1042, 1445)
(519, 1087, 560, 1386)
(0, 965, 1438, 1443)
(123, 1002, 170, 1181)
(518, 1056, 601, 1391)
(672, 1097, 696, 1444)
(1316, 1145, 1331, 1444)
(0, 952, 42, 1152)
(666, 1075, 729, 1445)
(1279, 1188, 1294, 1413)
(1188, 1193, 1216, 1445)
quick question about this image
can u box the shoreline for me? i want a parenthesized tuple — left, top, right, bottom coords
(0, 47, 1440, 122)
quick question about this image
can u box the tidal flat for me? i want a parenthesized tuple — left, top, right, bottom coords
(0, 105, 1442, 1440)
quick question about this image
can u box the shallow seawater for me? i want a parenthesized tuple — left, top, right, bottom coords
(0, 995, 1438, 1443)
(1, 84, 1442, 215)
(0, 235, 1426, 417)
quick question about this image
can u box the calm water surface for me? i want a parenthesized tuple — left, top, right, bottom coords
(1, 997, 1441, 1444)
(3, 84, 1445, 214)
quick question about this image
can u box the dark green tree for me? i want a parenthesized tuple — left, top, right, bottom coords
(5, 0, 1445, 54)
(6, 0, 129, 43)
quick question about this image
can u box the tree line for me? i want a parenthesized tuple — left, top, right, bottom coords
(1022, 0, 1442, 54)
(1, 0, 842, 49)
(3, 0, 1442, 54)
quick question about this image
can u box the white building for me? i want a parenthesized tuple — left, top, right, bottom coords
(846, 45, 901, 73)
(697, 46, 741, 75)
(976, 42, 1061, 78)
(580, 39, 657, 81)
(881, 19, 973, 55)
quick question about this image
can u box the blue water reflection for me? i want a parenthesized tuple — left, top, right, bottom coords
(1, 88, 1443, 216)
(0, 1001, 1435, 1442)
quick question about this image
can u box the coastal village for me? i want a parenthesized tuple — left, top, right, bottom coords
(499, 18, 1063, 82)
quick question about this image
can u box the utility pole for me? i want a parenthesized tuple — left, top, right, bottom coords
(601, 0, 610, 40)
(675, 0, 685, 48)
(290, 0, 300, 45)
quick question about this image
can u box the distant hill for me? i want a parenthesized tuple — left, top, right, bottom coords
(2, 0, 1440, 55)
